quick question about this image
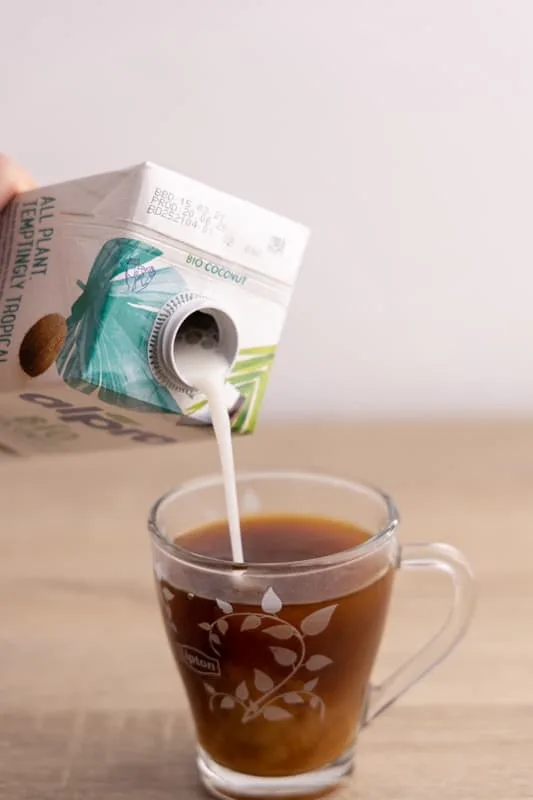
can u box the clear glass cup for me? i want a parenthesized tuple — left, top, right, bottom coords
(148, 471, 475, 799)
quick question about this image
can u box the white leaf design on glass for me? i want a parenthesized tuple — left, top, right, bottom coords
(261, 587, 283, 614)
(242, 488, 261, 513)
(305, 655, 333, 672)
(204, 683, 215, 695)
(217, 619, 229, 634)
(263, 706, 293, 721)
(300, 605, 337, 636)
(165, 606, 172, 620)
(270, 647, 297, 667)
(154, 563, 164, 580)
(162, 587, 174, 602)
(310, 696, 320, 709)
(236, 681, 249, 701)
(216, 599, 234, 614)
(199, 622, 211, 631)
(264, 625, 293, 640)
(254, 669, 274, 692)
(284, 692, 304, 704)
(211, 633, 222, 646)
(241, 615, 261, 631)
(221, 697, 235, 710)
(303, 678, 319, 692)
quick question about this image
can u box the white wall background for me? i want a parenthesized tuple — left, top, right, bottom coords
(1, 0, 532, 419)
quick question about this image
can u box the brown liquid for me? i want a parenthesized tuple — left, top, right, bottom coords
(155, 515, 394, 778)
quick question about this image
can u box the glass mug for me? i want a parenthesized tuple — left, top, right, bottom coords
(149, 471, 475, 799)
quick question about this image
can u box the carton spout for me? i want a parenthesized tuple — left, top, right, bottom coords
(148, 293, 239, 393)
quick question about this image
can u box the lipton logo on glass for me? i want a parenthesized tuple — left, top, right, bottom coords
(19, 393, 176, 445)
(175, 644, 221, 677)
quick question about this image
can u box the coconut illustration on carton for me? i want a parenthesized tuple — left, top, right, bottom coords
(19, 313, 67, 378)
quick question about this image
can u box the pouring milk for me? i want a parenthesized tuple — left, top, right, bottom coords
(173, 311, 244, 562)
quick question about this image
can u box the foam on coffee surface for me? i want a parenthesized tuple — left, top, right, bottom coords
(157, 516, 395, 606)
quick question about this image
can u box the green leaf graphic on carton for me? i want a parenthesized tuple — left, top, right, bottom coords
(228, 345, 276, 433)
(56, 238, 186, 413)
(186, 398, 209, 415)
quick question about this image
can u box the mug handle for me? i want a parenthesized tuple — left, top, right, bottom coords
(363, 542, 475, 726)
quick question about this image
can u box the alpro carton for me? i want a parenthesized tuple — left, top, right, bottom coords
(0, 163, 309, 458)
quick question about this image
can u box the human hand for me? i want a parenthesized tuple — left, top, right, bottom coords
(0, 154, 36, 211)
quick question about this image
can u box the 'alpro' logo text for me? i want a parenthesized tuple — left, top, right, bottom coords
(19, 393, 177, 445)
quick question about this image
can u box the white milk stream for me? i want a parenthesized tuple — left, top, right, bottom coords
(174, 328, 244, 563)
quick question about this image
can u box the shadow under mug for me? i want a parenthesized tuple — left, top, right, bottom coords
(148, 471, 475, 800)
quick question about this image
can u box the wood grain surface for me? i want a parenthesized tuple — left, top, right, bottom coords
(1, 421, 532, 798)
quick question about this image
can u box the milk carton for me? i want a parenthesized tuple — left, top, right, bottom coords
(0, 163, 309, 457)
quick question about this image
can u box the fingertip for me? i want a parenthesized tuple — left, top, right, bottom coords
(0, 154, 37, 207)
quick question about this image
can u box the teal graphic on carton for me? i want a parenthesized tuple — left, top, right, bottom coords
(56, 237, 183, 413)
(54, 236, 278, 433)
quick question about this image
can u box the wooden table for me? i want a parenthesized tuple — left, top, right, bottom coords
(1, 421, 532, 799)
